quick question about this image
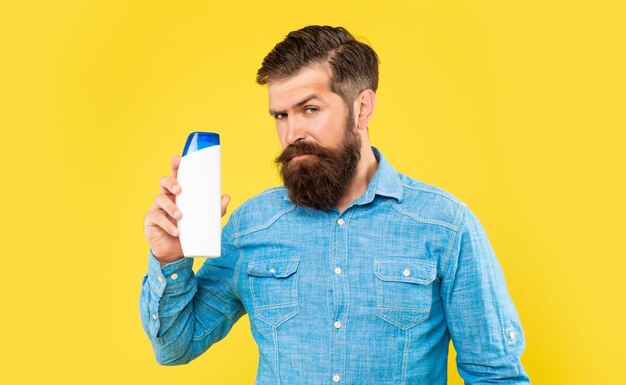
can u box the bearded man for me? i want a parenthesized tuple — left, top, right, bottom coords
(140, 25, 530, 385)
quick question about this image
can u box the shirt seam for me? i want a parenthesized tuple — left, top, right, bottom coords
(399, 179, 463, 206)
(341, 208, 356, 382)
(231, 210, 244, 300)
(387, 200, 461, 231)
(440, 204, 467, 281)
(234, 205, 296, 238)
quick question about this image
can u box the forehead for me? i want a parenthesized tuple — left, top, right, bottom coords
(268, 65, 336, 109)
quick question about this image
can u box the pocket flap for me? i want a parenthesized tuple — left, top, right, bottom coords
(247, 258, 300, 278)
(374, 258, 436, 284)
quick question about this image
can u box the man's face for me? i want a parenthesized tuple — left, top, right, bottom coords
(268, 65, 351, 151)
(269, 65, 362, 210)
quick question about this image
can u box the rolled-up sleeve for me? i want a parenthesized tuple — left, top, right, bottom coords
(440, 204, 530, 384)
(139, 213, 246, 365)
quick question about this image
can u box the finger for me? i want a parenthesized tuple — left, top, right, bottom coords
(163, 208, 177, 225)
(159, 175, 181, 195)
(155, 207, 178, 226)
(221, 194, 231, 217)
(150, 211, 180, 237)
(155, 194, 183, 220)
(172, 155, 181, 179)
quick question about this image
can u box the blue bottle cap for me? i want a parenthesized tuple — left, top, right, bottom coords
(182, 132, 220, 156)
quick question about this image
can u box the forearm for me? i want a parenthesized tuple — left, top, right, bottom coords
(456, 357, 529, 385)
(139, 251, 244, 365)
(441, 205, 530, 383)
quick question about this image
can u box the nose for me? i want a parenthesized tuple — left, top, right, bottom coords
(284, 115, 307, 146)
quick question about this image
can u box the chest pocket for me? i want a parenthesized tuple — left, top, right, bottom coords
(247, 258, 300, 327)
(374, 258, 437, 330)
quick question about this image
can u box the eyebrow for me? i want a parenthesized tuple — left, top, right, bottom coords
(269, 94, 321, 116)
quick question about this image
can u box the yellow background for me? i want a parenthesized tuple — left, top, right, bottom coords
(1, 1, 624, 384)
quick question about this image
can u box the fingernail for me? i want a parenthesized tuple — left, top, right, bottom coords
(173, 185, 181, 193)
(174, 210, 182, 219)
(173, 228, 179, 236)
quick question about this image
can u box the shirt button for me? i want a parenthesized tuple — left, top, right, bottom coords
(152, 313, 157, 320)
(269, 268, 276, 274)
(402, 268, 411, 277)
(509, 331, 516, 339)
(337, 218, 344, 225)
(334, 321, 342, 329)
(157, 276, 163, 283)
(171, 273, 178, 280)
(332, 374, 341, 382)
(334, 267, 342, 275)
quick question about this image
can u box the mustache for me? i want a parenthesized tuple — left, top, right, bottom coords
(275, 141, 332, 164)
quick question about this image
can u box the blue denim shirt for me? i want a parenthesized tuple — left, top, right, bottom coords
(139, 147, 529, 385)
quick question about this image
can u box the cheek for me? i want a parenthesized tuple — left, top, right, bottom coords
(318, 116, 346, 147)
(307, 113, 336, 141)
(275, 124, 288, 148)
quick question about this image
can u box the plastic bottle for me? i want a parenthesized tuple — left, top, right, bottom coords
(175, 132, 221, 257)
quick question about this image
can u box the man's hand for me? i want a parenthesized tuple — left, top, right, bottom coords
(143, 155, 231, 267)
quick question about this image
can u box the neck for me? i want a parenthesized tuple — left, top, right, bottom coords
(335, 145, 378, 213)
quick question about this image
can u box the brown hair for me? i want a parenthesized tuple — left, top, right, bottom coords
(256, 25, 379, 109)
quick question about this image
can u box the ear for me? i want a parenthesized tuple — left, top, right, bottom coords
(354, 89, 377, 130)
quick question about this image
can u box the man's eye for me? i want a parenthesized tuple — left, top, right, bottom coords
(275, 113, 286, 120)
(304, 107, 319, 114)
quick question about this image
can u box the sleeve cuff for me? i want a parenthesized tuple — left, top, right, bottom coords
(147, 249, 194, 297)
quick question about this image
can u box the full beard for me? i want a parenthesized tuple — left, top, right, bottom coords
(275, 120, 362, 211)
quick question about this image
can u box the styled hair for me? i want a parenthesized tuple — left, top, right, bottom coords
(256, 25, 379, 108)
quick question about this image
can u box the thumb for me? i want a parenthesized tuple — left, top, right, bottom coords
(221, 194, 231, 217)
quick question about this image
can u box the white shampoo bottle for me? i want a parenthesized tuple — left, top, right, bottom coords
(176, 132, 221, 258)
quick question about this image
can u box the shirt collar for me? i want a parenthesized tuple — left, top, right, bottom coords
(355, 146, 404, 206)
